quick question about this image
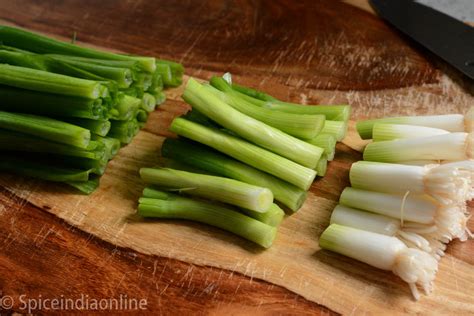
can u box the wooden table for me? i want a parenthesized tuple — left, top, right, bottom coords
(0, 1, 473, 314)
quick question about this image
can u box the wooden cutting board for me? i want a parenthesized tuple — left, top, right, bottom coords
(0, 1, 473, 314)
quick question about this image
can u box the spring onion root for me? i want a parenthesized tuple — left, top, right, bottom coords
(320, 224, 438, 300)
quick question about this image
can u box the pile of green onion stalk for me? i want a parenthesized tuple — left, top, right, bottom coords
(0, 26, 183, 193)
(137, 74, 351, 248)
(320, 109, 474, 300)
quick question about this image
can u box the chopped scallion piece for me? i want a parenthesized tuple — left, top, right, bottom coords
(139, 167, 274, 212)
(161, 138, 308, 211)
(0, 110, 91, 149)
(169, 118, 317, 190)
(184, 78, 323, 168)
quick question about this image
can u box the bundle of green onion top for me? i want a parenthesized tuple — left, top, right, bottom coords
(320, 109, 473, 300)
(0, 25, 183, 194)
(137, 73, 351, 248)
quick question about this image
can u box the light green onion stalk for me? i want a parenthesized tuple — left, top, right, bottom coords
(204, 82, 325, 140)
(340, 187, 469, 242)
(140, 167, 274, 213)
(169, 118, 317, 190)
(138, 190, 277, 248)
(0, 110, 91, 149)
(161, 138, 307, 211)
(372, 123, 449, 142)
(0, 129, 105, 160)
(363, 133, 473, 162)
(183, 78, 323, 168)
(316, 156, 328, 177)
(307, 134, 336, 161)
(0, 64, 106, 99)
(217, 76, 351, 122)
(142, 186, 283, 226)
(350, 161, 474, 205)
(319, 224, 438, 300)
(357, 108, 473, 139)
(320, 120, 348, 141)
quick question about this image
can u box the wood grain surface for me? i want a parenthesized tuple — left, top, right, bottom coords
(0, 0, 473, 315)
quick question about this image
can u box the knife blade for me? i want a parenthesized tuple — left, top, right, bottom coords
(369, 0, 474, 80)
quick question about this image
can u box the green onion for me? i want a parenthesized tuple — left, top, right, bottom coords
(357, 113, 468, 139)
(139, 167, 273, 212)
(0, 154, 91, 182)
(108, 119, 139, 144)
(108, 94, 141, 121)
(138, 194, 277, 248)
(230, 83, 276, 102)
(47, 56, 134, 88)
(62, 118, 111, 137)
(65, 156, 108, 175)
(239, 203, 285, 227)
(0, 64, 105, 99)
(0, 110, 91, 148)
(350, 160, 474, 205)
(218, 76, 351, 121)
(0, 129, 105, 159)
(46, 54, 141, 71)
(136, 109, 148, 123)
(320, 120, 348, 141)
(0, 26, 156, 72)
(319, 224, 438, 300)
(0, 49, 107, 81)
(184, 78, 323, 168)
(316, 156, 328, 177)
(363, 133, 472, 162)
(156, 60, 184, 87)
(140, 92, 157, 112)
(161, 138, 308, 211)
(330, 205, 433, 253)
(307, 134, 336, 161)
(340, 186, 471, 244)
(142, 186, 284, 227)
(91, 135, 120, 159)
(169, 118, 317, 190)
(66, 176, 100, 194)
(206, 79, 325, 139)
(372, 123, 449, 142)
(153, 91, 166, 105)
(0, 85, 107, 119)
(339, 187, 436, 224)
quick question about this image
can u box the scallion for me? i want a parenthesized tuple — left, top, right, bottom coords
(319, 224, 438, 300)
(184, 78, 323, 168)
(169, 118, 317, 190)
(139, 167, 274, 212)
(372, 123, 449, 142)
(0, 64, 105, 99)
(138, 194, 277, 248)
(206, 79, 325, 139)
(0, 110, 91, 149)
(363, 133, 472, 162)
(161, 138, 308, 211)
